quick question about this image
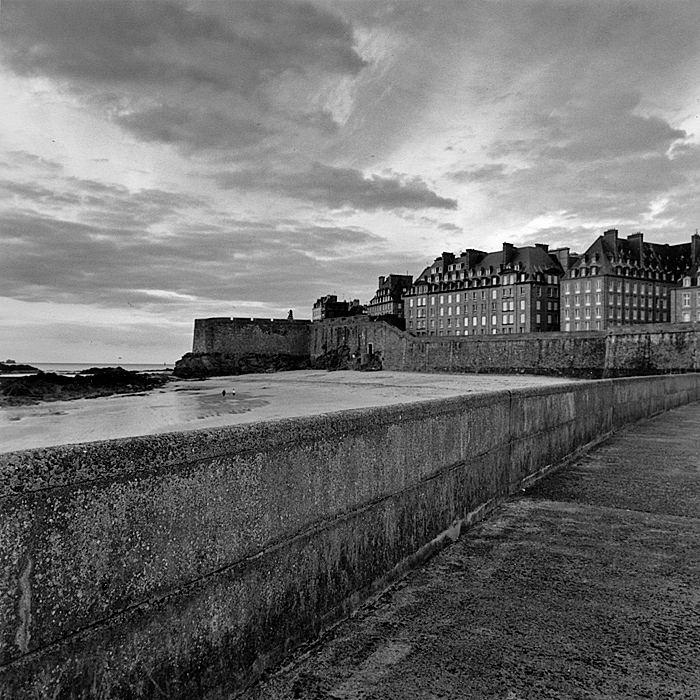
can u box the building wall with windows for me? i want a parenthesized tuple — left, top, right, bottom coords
(403, 243, 569, 336)
(367, 274, 413, 318)
(671, 273, 700, 324)
(561, 229, 700, 332)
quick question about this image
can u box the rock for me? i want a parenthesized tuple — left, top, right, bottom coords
(173, 352, 310, 378)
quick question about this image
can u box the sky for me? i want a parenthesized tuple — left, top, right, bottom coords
(2, 0, 700, 363)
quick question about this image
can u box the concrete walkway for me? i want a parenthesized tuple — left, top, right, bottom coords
(241, 403, 700, 699)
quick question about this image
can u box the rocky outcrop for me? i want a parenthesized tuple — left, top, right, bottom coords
(0, 367, 171, 406)
(0, 362, 39, 374)
(173, 352, 311, 378)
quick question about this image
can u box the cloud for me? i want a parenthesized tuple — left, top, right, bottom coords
(449, 164, 509, 183)
(1, 0, 367, 153)
(215, 163, 457, 211)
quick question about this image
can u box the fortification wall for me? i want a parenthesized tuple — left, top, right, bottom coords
(193, 317, 311, 355)
(311, 318, 700, 377)
(2, 374, 700, 698)
(311, 318, 606, 377)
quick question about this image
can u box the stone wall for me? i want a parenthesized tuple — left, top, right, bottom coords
(175, 317, 312, 377)
(2, 374, 700, 698)
(311, 318, 700, 377)
(193, 317, 311, 355)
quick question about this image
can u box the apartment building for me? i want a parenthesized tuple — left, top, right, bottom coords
(312, 295, 364, 321)
(561, 229, 700, 332)
(367, 274, 413, 318)
(403, 243, 569, 336)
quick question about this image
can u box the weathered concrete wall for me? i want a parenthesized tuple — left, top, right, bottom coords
(2, 374, 700, 698)
(311, 318, 700, 377)
(193, 317, 311, 355)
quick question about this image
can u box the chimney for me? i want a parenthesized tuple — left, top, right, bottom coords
(603, 228, 618, 253)
(378, 276, 385, 287)
(535, 243, 549, 252)
(551, 247, 572, 271)
(502, 242, 515, 266)
(628, 232, 644, 264)
(462, 248, 485, 270)
(692, 233, 700, 263)
(441, 252, 455, 269)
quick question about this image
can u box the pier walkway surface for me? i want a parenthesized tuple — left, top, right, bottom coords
(240, 402, 700, 699)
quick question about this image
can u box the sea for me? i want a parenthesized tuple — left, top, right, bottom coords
(0, 363, 173, 377)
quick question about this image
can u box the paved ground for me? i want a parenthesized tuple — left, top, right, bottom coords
(240, 403, 700, 699)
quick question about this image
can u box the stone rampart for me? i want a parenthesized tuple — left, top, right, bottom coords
(175, 317, 312, 377)
(311, 318, 700, 377)
(2, 374, 700, 698)
(193, 317, 311, 355)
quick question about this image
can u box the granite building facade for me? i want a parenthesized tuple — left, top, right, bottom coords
(560, 229, 700, 332)
(402, 243, 571, 336)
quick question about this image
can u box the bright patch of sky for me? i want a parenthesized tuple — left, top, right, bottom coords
(2, 0, 700, 362)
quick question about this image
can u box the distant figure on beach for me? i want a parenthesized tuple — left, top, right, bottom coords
(221, 389, 226, 397)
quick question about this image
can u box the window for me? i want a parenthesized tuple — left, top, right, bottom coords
(492, 289, 498, 299)
(447, 294, 452, 303)
(409, 298, 414, 307)
(683, 293, 691, 307)
(520, 299, 526, 310)
(520, 313, 525, 324)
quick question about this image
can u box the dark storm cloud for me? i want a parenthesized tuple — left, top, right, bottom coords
(1, 0, 366, 151)
(215, 164, 457, 211)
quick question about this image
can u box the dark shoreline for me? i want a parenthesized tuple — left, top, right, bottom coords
(0, 367, 173, 407)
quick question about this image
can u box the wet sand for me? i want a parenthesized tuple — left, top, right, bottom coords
(0, 370, 578, 453)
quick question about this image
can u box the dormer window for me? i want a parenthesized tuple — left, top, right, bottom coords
(683, 277, 692, 287)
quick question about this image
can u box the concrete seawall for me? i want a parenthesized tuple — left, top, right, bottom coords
(2, 374, 699, 698)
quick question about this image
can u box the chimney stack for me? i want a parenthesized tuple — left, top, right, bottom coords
(692, 233, 700, 263)
(628, 232, 644, 264)
(603, 228, 619, 254)
(502, 242, 515, 266)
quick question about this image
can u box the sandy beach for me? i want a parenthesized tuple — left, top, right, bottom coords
(0, 370, 578, 453)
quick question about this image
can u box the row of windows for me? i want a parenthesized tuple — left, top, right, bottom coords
(409, 313, 556, 329)
(564, 295, 666, 309)
(681, 292, 700, 307)
(564, 281, 667, 295)
(408, 287, 557, 307)
(408, 298, 559, 318)
(564, 309, 665, 321)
